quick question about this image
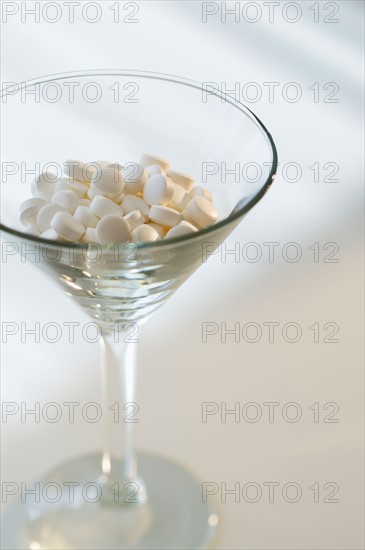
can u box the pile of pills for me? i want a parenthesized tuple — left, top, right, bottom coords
(19, 155, 219, 244)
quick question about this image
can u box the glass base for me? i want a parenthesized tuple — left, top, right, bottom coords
(2, 452, 217, 550)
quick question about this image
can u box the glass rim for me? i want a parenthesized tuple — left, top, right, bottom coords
(0, 69, 278, 249)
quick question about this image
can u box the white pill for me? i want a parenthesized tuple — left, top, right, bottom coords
(87, 185, 103, 200)
(130, 224, 160, 243)
(79, 198, 92, 207)
(143, 174, 174, 206)
(90, 196, 123, 218)
(121, 162, 147, 194)
(148, 222, 167, 238)
(87, 182, 122, 201)
(189, 186, 213, 202)
(114, 192, 125, 204)
(73, 206, 99, 228)
(169, 183, 190, 211)
(165, 220, 198, 239)
(166, 169, 194, 191)
(93, 160, 122, 172)
(181, 209, 195, 225)
(149, 205, 182, 227)
(50, 211, 85, 241)
(122, 195, 150, 220)
(40, 229, 64, 241)
(31, 171, 59, 197)
(51, 190, 79, 214)
(19, 198, 48, 226)
(184, 196, 218, 228)
(36, 191, 55, 202)
(146, 164, 166, 177)
(55, 177, 88, 198)
(124, 210, 145, 231)
(96, 214, 130, 244)
(140, 154, 170, 170)
(37, 203, 66, 233)
(91, 166, 124, 197)
(64, 160, 94, 183)
(81, 228, 99, 244)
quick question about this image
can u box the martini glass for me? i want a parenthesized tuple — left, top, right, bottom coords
(0, 70, 277, 550)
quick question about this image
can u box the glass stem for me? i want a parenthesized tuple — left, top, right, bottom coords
(99, 333, 147, 505)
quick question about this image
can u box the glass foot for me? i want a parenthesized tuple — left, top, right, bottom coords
(2, 452, 217, 550)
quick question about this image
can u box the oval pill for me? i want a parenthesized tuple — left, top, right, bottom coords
(55, 177, 88, 198)
(73, 206, 99, 228)
(146, 164, 166, 177)
(140, 154, 170, 170)
(148, 222, 167, 238)
(79, 198, 92, 207)
(169, 183, 190, 211)
(81, 227, 99, 244)
(87, 182, 123, 201)
(36, 191, 55, 202)
(143, 174, 174, 206)
(123, 210, 145, 231)
(122, 195, 150, 220)
(87, 184, 104, 200)
(90, 196, 123, 218)
(31, 171, 59, 197)
(51, 190, 79, 214)
(121, 162, 147, 195)
(19, 198, 48, 226)
(130, 224, 160, 242)
(189, 186, 213, 202)
(149, 205, 182, 227)
(64, 160, 94, 183)
(165, 220, 198, 239)
(91, 166, 124, 197)
(50, 211, 85, 241)
(184, 196, 218, 228)
(96, 214, 130, 244)
(181, 209, 195, 225)
(40, 229, 64, 241)
(92, 160, 122, 172)
(114, 192, 125, 205)
(37, 203, 66, 233)
(166, 169, 194, 191)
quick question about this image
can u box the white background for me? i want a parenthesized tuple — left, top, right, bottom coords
(1, 1, 364, 549)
